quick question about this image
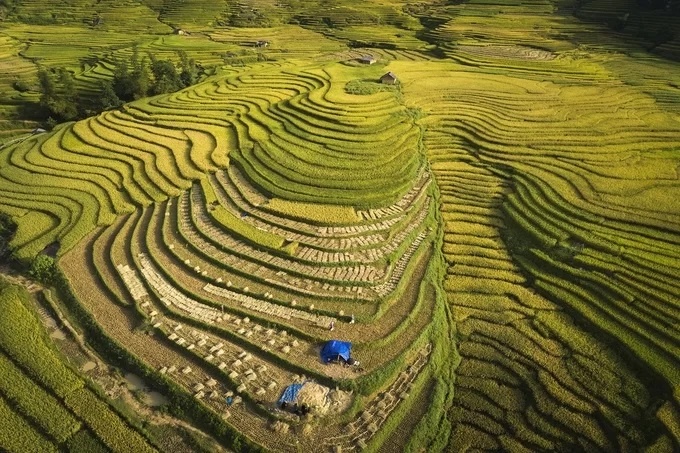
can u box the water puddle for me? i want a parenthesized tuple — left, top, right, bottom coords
(146, 391, 169, 406)
(124, 372, 168, 406)
(124, 372, 146, 391)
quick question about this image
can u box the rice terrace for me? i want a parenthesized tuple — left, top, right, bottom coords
(0, 0, 678, 452)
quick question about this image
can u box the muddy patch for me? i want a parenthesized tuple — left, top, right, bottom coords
(124, 372, 147, 391)
(145, 391, 169, 407)
(124, 373, 169, 407)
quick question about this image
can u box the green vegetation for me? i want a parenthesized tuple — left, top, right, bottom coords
(0, 352, 81, 443)
(64, 388, 155, 453)
(266, 198, 360, 224)
(0, 280, 83, 396)
(38, 68, 80, 123)
(344, 79, 399, 96)
(0, 395, 56, 453)
(0, 278, 157, 452)
(0, 213, 17, 262)
(33, 49, 206, 126)
(199, 178, 290, 251)
(0, 1, 678, 452)
(29, 254, 57, 284)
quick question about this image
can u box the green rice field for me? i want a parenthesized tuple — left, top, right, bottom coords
(0, 0, 678, 451)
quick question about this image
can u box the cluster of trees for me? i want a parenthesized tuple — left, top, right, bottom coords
(0, 213, 16, 263)
(0, 0, 13, 20)
(606, 10, 677, 46)
(221, 5, 273, 27)
(38, 68, 80, 123)
(107, 49, 199, 105)
(37, 49, 201, 126)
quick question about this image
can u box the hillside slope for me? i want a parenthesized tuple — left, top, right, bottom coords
(0, 1, 678, 452)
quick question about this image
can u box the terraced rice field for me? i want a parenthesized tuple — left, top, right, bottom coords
(0, 0, 679, 452)
(390, 32, 680, 449)
(0, 58, 452, 451)
(0, 35, 37, 137)
(0, 279, 156, 452)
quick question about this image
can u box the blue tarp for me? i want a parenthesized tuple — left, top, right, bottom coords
(320, 340, 352, 363)
(278, 382, 305, 404)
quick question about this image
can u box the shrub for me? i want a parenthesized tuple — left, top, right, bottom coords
(12, 79, 31, 93)
(344, 79, 397, 95)
(29, 254, 56, 284)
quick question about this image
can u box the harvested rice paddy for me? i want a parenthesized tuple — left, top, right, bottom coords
(0, 0, 678, 452)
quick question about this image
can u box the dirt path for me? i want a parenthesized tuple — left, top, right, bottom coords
(0, 265, 43, 293)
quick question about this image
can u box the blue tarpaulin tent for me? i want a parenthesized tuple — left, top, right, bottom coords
(278, 382, 306, 405)
(320, 340, 352, 363)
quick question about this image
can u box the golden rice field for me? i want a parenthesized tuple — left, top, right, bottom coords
(0, 0, 678, 452)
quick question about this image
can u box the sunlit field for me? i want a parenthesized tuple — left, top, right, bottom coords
(0, 0, 678, 451)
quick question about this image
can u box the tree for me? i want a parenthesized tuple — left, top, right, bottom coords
(55, 69, 79, 120)
(178, 50, 198, 87)
(37, 69, 56, 102)
(0, 213, 16, 263)
(112, 59, 133, 100)
(0, 0, 15, 20)
(29, 254, 56, 284)
(112, 48, 150, 101)
(38, 68, 79, 122)
(129, 47, 150, 99)
(97, 80, 122, 110)
(150, 58, 181, 95)
(58, 68, 77, 101)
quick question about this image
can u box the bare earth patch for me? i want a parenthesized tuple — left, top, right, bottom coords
(456, 45, 555, 60)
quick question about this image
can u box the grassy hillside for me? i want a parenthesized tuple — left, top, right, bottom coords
(0, 1, 678, 452)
